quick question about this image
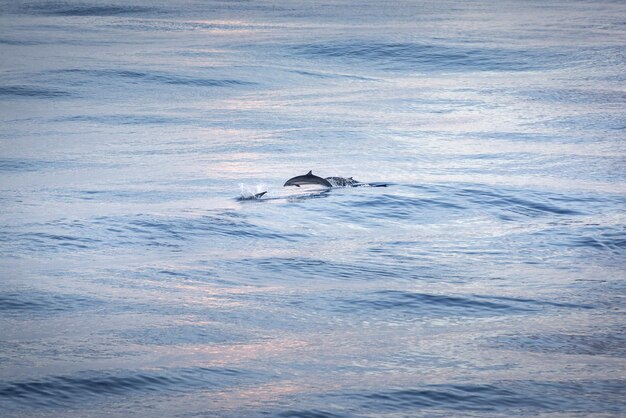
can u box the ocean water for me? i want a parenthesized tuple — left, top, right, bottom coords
(1, 0, 625, 416)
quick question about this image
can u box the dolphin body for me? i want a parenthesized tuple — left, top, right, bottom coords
(283, 171, 333, 187)
(283, 171, 362, 187)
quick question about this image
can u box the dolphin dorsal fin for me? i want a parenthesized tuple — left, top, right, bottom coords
(307, 170, 312, 175)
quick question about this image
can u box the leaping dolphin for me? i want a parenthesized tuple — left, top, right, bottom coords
(283, 171, 333, 187)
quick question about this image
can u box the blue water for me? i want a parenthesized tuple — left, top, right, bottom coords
(1, 0, 625, 416)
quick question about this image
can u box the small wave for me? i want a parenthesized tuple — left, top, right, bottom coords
(0, 290, 102, 317)
(53, 68, 255, 88)
(570, 228, 626, 252)
(452, 186, 583, 219)
(116, 324, 248, 346)
(0, 367, 250, 409)
(0, 39, 40, 46)
(291, 41, 563, 72)
(240, 257, 413, 282)
(121, 213, 292, 241)
(91, 212, 302, 247)
(56, 114, 194, 126)
(340, 290, 529, 317)
(233, 256, 461, 284)
(536, 101, 626, 132)
(522, 87, 626, 105)
(289, 69, 376, 81)
(0, 158, 69, 172)
(278, 410, 345, 418)
(3, 212, 301, 256)
(359, 384, 538, 411)
(527, 223, 626, 261)
(339, 290, 592, 319)
(0, 85, 72, 98)
(345, 193, 464, 220)
(472, 294, 593, 310)
(20, 2, 157, 17)
(351, 380, 626, 413)
(16, 232, 101, 250)
(491, 332, 626, 357)
(106, 19, 278, 33)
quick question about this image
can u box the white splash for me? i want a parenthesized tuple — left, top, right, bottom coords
(239, 183, 268, 200)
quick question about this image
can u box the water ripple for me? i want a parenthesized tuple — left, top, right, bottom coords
(55, 114, 196, 126)
(18, 2, 158, 17)
(3, 212, 301, 255)
(0, 158, 73, 172)
(345, 193, 465, 220)
(117, 212, 297, 242)
(291, 41, 567, 72)
(0, 85, 72, 98)
(338, 290, 591, 318)
(491, 332, 626, 357)
(278, 410, 345, 418)
(53, 68, 255, 88)
(233, 256, 448, 283)
(452, 186, 583, 219)
(116, 324, 249, 346)
(350, 381, 626, 413)
(0, 290, 102, 317)
(0, 367, 251, 409)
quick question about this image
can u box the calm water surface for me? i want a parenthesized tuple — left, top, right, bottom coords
(1, 1, 625, 416)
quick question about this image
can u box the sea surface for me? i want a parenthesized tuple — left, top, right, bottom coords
(1, 1, 625, 416)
